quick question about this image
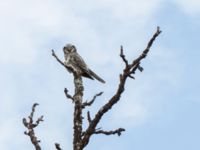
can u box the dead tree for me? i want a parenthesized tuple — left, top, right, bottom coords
(23, 27, 161, 150)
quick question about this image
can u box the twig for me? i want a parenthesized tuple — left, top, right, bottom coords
(55, 143, 62, 150)
(52, 49, 65, 67)
(94, 128, 125, 136)
(64, 88, 74, 102)
(80, 27, 161, 149)
(23, 103, 43, 150)
(120, 46, 129, 67)
(130, 26, 161, 70)
(87, 111, 92, 124)
(82, 92, 103, 108)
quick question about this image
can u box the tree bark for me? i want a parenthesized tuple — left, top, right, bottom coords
(73, 74, 84, 150)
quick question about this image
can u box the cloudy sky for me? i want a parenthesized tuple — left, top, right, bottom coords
(0, 0, 200, 150)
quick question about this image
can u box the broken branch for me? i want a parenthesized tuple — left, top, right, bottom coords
(82, 92, 103, 108)
(94, 128, 125, 136)
(55, 143, 62, 150)
(64, 88, 74, 102)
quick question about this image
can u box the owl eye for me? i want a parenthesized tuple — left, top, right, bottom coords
(71, 46, 76, 51)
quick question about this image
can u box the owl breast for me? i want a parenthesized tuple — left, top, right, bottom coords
(64, 55, 82, 75)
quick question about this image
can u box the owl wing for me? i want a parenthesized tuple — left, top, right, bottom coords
(71, 53, 105, 83)
(70, 53, 94, 79)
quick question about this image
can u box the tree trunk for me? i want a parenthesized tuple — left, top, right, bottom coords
(73, 74, 83, 150)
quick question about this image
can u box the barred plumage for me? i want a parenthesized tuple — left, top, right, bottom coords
(63, 43, 105, 84)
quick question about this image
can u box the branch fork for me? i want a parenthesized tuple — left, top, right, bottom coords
(82, 92, 103, 108)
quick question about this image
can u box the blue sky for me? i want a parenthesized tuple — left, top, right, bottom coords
(0, 0, 200, 150)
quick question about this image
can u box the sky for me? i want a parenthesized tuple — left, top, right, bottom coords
(0, 0, 200, 150)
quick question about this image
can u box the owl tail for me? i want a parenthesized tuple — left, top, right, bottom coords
(89, 69, 106, 84)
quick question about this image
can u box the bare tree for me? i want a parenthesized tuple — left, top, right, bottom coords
(23, 27, 161, 150)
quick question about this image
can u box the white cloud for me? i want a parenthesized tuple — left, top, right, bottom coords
(98, 0, 162, 21)
(0, 119, 22, 149)
(0, 0, 97, 65)
(111, 100, 147, 127)
(67, 0, 162, 21)
(0, 0, 163, 65)
(173, 0, 200, 15)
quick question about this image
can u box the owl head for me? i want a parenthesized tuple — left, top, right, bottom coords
(63, 43, 77, 54)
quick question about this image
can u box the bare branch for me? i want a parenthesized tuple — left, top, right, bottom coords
(87, 111, 92, 124)
(23, 103, 43, 150)
(128, 74, 135, 79)
(137, 64, 144, 72)
(130, 26, 161, 69)
(52, 49, 65, 67)
(55, 143, 62, 150)
(128, 62, 140, 79)
(94, 128, 125, 136)
(64, 88, 74, 102)
(82, 92, 103, 108)
(120, 46, 129, 67)
(81, 27, 161, 148)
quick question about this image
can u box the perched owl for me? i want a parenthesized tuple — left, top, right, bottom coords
(63, 43, 105, 83)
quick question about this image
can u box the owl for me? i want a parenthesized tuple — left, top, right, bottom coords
(63, 43, 105, 84)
